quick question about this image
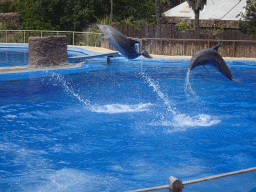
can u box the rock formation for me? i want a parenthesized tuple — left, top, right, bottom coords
(28, 35, 68, 67)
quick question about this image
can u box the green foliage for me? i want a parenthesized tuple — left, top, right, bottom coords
(16, 0, 156, 31)
(238, 0, 256, 35)
(111, 0, 155, 24)
(176, 22, 188, 31)
(0, 22, 7, 30)
(85, 25, 101, 33)
(0, 0, 24, 13)
(176, 22, 194, 31)
(0, 22, 7, 42)
(0, 0, 13, 13)
(20, 0, 102, 31)
(78, 33, 101, 46)
(96, 16, 110, 25)
(213, 27, 224, 35)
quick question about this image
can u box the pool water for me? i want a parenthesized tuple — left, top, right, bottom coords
(0, 55, 256, 191)
(0, 48, 86, 67)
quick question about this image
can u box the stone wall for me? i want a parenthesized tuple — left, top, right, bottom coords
(28, 35, 68, 67)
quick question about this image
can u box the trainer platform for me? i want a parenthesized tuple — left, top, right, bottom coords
(68, 52, 120, 63)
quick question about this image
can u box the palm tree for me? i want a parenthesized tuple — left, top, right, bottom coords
(155, 0, 161, 37)
(109, 0, 113, 26)
(155, 0, 170, 37)
(186, 0, 207, 31)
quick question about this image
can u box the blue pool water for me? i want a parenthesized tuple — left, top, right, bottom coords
(0, 47, 87, 67)
(0, 48, 256, 191)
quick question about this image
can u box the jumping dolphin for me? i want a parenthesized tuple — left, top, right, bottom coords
(98, 25, 152, 59)
(189, 45, 240, 82)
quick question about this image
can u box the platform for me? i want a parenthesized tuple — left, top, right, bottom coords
(68, 52, 120, 63)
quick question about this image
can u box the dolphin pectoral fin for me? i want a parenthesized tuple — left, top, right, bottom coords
(232, 78, 242, 83)
(213, 44, 222, 51)
(142, 51, 152, 58)
(203, 65, 210, 72)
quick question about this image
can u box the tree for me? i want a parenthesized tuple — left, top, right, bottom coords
(155, 0, 160, 37)
(20, 0, 105, 31)
(110, 0, 154, 22)
(18, 0, 156, 31)
(186, 0, 207, 31)
(109, 0, 113, 26)
(238, 0, 256, 35)
(155, 0, 170, 37)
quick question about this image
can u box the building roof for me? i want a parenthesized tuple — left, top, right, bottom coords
(163, 0, 247, 21)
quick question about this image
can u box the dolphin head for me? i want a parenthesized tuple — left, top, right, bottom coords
(189, 45, 223, 71)
(188, 48, 214, 71)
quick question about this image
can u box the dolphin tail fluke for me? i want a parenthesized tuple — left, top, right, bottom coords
(214, 44, 222, 51)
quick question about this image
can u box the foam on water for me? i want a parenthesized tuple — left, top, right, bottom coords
(150, 113, 220, 132)
(30, 168, 118, 192)
(91, 103, 153, 114)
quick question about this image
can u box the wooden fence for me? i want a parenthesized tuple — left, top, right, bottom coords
(101, 24, 256, 58)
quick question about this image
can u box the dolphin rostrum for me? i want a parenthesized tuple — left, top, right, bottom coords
(189, 45, 240, 82)
(98, 25, 152, 59)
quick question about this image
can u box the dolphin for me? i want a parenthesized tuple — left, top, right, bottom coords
(98, 25, 152, 59)
(189, 45, 240, 82)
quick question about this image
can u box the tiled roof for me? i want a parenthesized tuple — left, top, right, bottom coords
(163, 0, 247, 21)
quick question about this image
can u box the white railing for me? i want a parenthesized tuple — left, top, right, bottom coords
(0, 30, 102, 47)
(125, 167, 256, 192)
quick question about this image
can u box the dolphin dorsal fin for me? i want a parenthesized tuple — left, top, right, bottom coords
(214, 44, 222, 51)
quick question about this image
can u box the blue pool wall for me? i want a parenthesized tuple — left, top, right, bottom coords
(0, 43, 256, 82)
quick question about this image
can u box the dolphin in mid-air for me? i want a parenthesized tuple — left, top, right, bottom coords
(189, 45, 240, 82)
(98, 25, 152, 59)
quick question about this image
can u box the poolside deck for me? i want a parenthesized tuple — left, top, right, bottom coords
(0, 63, 82, 74)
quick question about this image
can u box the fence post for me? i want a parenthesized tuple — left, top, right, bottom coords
(24, 31, 25, 43)
(168, 176, 184, 192)
(73, 32, 75, 46)
(95, 34, 97, 47)
(6, 31, 7, 43)
(41, 31, 42, 37)
(233, 41, 236, 57)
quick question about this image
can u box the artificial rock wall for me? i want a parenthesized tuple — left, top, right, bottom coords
(28, 35, 68, 67)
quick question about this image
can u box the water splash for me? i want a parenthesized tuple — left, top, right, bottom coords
(140, 71, 178, 116)
(140, 70, 220, 131)
(185, 70, 198, 100)
(47, 71, 152, 114)
(48, 71, 91, 107)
